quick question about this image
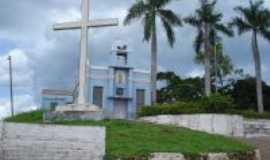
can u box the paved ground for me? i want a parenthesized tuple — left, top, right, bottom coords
(244, 137, 270, 160)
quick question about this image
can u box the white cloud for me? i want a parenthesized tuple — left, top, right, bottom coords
(186, 67, 204, 78)
(50, 7, 81, 22)
(0, 94, 37, 119)
(0, 49, 35, 119)
(0, 49, 33, 87)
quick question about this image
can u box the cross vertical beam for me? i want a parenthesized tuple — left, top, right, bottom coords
(78, 0, 90, 104)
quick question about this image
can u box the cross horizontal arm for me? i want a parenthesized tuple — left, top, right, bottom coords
(88, 18, 119, 27)
(53, 21, 81, 30)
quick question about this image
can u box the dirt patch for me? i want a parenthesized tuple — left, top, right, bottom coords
(244, 137, 270, 160)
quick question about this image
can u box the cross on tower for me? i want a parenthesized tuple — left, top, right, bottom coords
(53, 0, 119, 105)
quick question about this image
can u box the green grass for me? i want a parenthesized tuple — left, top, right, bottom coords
(5, 110, 44, 123)
(5, 111, 253, 160)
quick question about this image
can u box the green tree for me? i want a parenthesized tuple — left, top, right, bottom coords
(157, 72, 204, 103)
(195, 43, 234, 88)
(124, 0, 182, 105)
(230, 0, 270, 113)
(185, 0, 233, 96)
(227, 78, 270, 112)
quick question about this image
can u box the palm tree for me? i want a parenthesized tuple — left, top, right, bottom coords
(230, 0, 270, 113)
(185, 0, 233, 96)
(195, 43, 234, 88)
(124, 0, 182, 105)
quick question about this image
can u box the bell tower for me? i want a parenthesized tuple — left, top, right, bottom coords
(116, 45, 128, 66)
(111, 41, 131, 67)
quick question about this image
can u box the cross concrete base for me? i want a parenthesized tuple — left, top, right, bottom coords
(55, 103, 102, 112)
(44, 104, 105, 121)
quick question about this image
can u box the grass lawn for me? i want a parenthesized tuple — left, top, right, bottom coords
(5, 111, 254, 159)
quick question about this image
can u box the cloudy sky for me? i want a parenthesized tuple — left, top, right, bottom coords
(0, 0, 270, 118)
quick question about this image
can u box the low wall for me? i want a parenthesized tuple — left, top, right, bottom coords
(150, 150, 261, 160)
(140, 114, 244, 137)
(245, 119, 270, 138)
(43, 111, 104, 121)
(0, 122, 105, 160)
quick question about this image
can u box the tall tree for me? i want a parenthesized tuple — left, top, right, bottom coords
(124, 0, 182, 105)
(230, 0, 270, 113)
(185, 0, 233, 96)
(195, 43, 234, 88)
(157, 72, 204, 103)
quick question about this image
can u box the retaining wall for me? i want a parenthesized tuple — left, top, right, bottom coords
(150, 150, 261, 160)
(141, 114, 270, 138)
(244, 119, 270, 138)
(0, 122, 105, 160)
(140, 114, 244, 137)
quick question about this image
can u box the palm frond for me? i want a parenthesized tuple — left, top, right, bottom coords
(143, 13, 154, 42)
(230, 17, 252, 35)
(184, 16, 201, 27)
(250, 0, 264, 13)
(124, 0, 148, 25)
(194, 29, 204, 53)
(215, 24, 234, 37)
(158, 9, 182, 26)
(260, 28, 270, 41)
(194, 51, 204, 64)
(161, 18, 175, 47)
(209, 29, 218, 46)
(198, 0, 221, 23)
(149, 0, 172, 9)
(234, 1, 267, 27)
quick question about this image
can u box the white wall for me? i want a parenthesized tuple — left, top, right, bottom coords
(244, 119, 270, 138)
(0, 122, 105, 160)
(141, 114, 245, 137)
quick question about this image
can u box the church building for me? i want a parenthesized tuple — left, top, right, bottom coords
(42, 44, 151, 119)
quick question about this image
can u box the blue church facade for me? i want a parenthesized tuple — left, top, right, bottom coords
(41, 90, 74, 111)
(41, 45, 151, 119)
(86, 45, 151, 119)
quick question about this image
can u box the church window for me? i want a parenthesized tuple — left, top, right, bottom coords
(93, 86, 103, 108)
(116, 88, 124, 96)
(50, 102, 58, 111)
(115, 70, 126, 85)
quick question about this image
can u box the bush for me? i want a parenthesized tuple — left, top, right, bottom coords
(241, 110, 270, 119)
(138, 93, 235, 117)
(226, 78, 270, 111)
(138, 102, 204, 117)
(200, 93, 235, 113)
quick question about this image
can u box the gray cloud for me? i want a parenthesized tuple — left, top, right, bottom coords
(0, 0, 270, 118)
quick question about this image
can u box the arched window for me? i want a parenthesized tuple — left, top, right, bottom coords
(115, 70, 126, 85)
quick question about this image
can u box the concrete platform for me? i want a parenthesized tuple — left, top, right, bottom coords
(0, 122, 105, 160)
(43, 104, 105, 121)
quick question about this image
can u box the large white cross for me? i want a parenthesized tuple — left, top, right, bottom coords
(53, 0, 119, 105)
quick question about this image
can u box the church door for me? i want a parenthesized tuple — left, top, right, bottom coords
(113, 100, 128, 119)
(93, 86, 103, 108)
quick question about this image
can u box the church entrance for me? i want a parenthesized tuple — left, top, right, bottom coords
(113, 100, 128, 119)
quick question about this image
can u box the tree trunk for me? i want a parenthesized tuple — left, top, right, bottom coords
(204, 23, 211, 96)
(252, 31, 264, 113)
(150, 24, 158, 105)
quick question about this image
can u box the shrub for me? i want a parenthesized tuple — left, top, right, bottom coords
(227, 78, 270, 111)
(138, 102, 204, 117)
(138, 93, 235, 117)
(200, 93, 235, 113)
(240, 110, 270, 119)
